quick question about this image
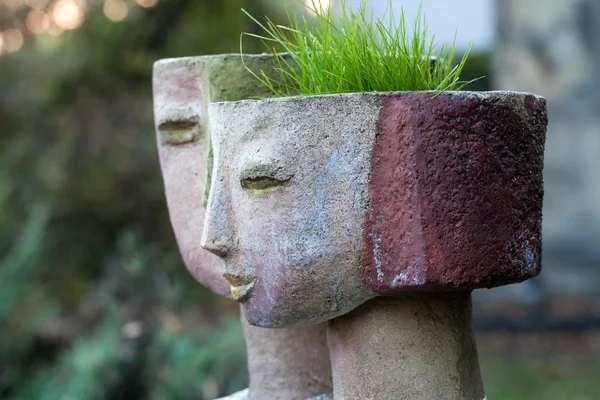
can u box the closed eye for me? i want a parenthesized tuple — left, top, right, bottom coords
(158, 118, 198, 131)
(239, 163, 292, 193)
(241, 176, 290, 192)
(157, 107, 200, 144)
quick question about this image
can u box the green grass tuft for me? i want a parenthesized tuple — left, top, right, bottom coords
(241, 0, 480, 97)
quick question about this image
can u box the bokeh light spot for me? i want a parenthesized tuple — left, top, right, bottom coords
(26, 10, 51, 34)
(3, 29, 25, 53)
(305, 0, 333, 16)
(104, 0, 128, 22)
(135, 0, 158, 8)
(52, 0, 85, 30)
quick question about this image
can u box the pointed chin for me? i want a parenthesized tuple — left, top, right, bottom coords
(239, 262, 374, 328)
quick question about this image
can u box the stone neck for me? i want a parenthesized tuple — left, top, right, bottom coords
(241, 307, 333, 400)
(327, 292, 485, 400)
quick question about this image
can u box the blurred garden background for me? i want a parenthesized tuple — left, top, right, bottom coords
(0, 0, 598, 399)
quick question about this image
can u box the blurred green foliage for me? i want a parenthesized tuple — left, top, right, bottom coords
(0, 1, 283, 398)
(481, 352, 600, 400)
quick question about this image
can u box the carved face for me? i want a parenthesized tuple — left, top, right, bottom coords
(202, 91, 546, 328)
(153, 54, 301, 299)
(153, 58, 230, 298)
(202, 96, 379, 327)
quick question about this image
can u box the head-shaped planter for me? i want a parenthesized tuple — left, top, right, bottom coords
(153, 54, 290, 298)
(154, 55, 341, 400)
(203, 91, 547, 328)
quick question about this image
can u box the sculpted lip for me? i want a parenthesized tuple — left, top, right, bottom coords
(223, 272, 255, 302)
(230, 281, 255, 301)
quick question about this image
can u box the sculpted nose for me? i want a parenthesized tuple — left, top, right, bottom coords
(201, 179, 235, 258)
(201, 233, 234, 258)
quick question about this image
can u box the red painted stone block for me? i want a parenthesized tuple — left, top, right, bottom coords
(363, 92, 547, 294)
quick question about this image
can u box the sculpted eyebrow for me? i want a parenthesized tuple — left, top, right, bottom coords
(158, 109, 199, 131)
(239, 163, 293, 182)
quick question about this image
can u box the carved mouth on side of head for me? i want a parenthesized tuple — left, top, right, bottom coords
(224, 273, 255, 302)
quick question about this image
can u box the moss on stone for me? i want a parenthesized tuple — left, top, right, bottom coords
(201, 54, 295, 204)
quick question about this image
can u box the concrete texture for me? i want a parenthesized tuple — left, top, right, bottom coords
(154, 57, 226, 297)
(495, 0, 600, 297)
(363, 91, 547, 294)
(242, 313, 333, 400)
(204, 94, 381, 327)
(203, 91, 547, 327)
(327, 293, 485, 400)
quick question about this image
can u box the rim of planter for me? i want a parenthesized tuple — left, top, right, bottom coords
(209, 89, 544, 105)
(153, 53, 290, 67)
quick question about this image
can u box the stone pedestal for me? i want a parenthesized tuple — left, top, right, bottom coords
(243, 314, 332, 399)
(328, 293, 485, 400)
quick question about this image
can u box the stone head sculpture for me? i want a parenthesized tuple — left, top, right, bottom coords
(153, 54, 291, 298)
(154, 56, 228, 297)
(153, 55, 336, 400)
(203, 91, 547, 328)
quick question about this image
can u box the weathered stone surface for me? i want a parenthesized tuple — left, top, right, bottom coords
(328, 293, 485, 400)
(154, 57, 226, 296)
(242, 313, 333, 399)
(363, 91, 547, 294)
(204, 94, 380, 327)
(203, 91, 547, 327)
